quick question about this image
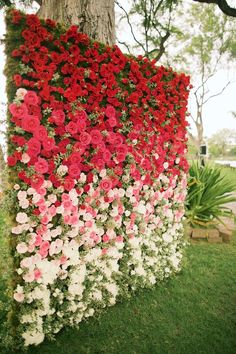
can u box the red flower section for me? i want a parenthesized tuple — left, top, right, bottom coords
(7, 9, 190, 190)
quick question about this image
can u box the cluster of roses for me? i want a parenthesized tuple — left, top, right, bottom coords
(5, 9, 190, 347)
(7, 10, 190, 192)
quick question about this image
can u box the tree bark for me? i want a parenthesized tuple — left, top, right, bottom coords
(37, 0, 115, 45)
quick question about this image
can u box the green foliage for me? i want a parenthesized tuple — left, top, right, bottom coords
(208, 129, 236, 158)
(185, 162, 236, 227)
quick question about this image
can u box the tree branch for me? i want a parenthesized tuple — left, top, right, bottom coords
(193, 0, 236, 17)
(203, 80, 231, 104)
(115, 1, 146, 54)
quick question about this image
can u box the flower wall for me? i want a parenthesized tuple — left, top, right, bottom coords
(5, 9, 190, 347)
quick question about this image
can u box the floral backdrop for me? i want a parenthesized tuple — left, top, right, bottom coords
(5, 9, 190, 347)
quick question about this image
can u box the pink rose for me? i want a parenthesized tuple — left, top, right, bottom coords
(108, 117, 117, 127)
(77, 119, 87, 132)
(9, 103, 28, 118)
(34, 269, 42, 280)
(100, 178, 112, 192)
(64, 177, 75, 191)
(103, 149, 112, 162)
(27, 137, 41, 156)
(33, 125, 48, 141)
(39, 240, 50, 258)
(52, 109, 65, 125)
(68, 164, 81, 178)
(102, 234, 110, 243)
(65, 121, 78, 135)
(75, 110, 87, 121)
(90, 129, 103, 145)
(34, 157, 49, 174)
(116, 153, 126, 163)
(24, 91, 39, 106)
(105, 105, 116, 118)
(22, 115, 40, 133)
(14, 292, 25, 302)
(79, 131, 91, 145)
(31, 174, 44, 189)
(42, 137, 55, 151)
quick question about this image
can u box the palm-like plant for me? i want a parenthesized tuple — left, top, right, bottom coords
(185, 162, 236, 227)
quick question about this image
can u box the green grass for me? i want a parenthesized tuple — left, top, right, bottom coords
(1, 212, 236, 353)
(219, 166, 236, 185)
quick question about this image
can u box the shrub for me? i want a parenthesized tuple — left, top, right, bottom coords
(185, 162, 236, 227)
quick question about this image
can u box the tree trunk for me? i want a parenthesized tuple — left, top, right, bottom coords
(37, 0, 115, 45)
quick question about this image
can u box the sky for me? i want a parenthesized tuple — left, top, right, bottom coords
(0, 2, 236, 150)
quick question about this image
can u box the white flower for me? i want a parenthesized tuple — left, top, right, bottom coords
(13, 184, 20, 190)
(21, 153, 30, 164)
(163, 162, 169, 169)
(57, 165, 68, 176)
(136, 203, 146, 214)
(16, 212, 28, 224)
(79, 172, 87, 183)
(16, 242, 28, 254)
(22, 330, 45, 346)
(175, 157, 180, 164)
(16, 87, 27, 100)
(163, 232, 173, 243)
(99, 169, 106, 178)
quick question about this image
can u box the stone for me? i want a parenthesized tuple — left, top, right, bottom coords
(207, 229, 220, 239)
(218, 226, 232, 243)
(208, 236, 222, 243)
(184, 225, 193, 238)
(192, 228, 207, 239)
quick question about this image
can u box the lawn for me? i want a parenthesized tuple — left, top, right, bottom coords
(1, 208, 236, 354)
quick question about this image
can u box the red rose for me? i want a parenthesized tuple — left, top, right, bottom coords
(26, 14, 41, 28)
(22, 115, 40, 133)
(13, 74, 22, 86)
(46, 19, 56, 28)
(79, 132, 91, 145)
(7, 154, 17, 167)
(90, 129, 103, 145)
(31, 174, 44, 189)
(83, 185, 90, 193)
(100, 178, 112, 192)
(68, 164, 81, 178)
(87, 172, 94, 183)
(34, 157, 49, 174)
(11, 135, 26, 147)
(116, 153, 126, 163)
(108, 117, 117, 127)
(64, 177, 75, 191)
(105, 105, 116, 119)
(33, 125, 48, 141)
(9, 103, 28, 118)
(65, 121, 78, 135)
(27, 137, 41, 157)
(52, 109, 65, 126)
(68, 152, 82, 164)
(77, 120, 87, 132)
(24, 91, 39, 106)
(42, 137, 55, 151)
(108, 132, 123, 147)
(75, 110, 87, 121)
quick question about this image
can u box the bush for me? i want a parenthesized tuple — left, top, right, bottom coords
(185, 162, 236, 227)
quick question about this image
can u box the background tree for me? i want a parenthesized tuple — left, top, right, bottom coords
(208, 128, 236, 157)
(172, 3, 236, 149)
(115, 0, 178, 61)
